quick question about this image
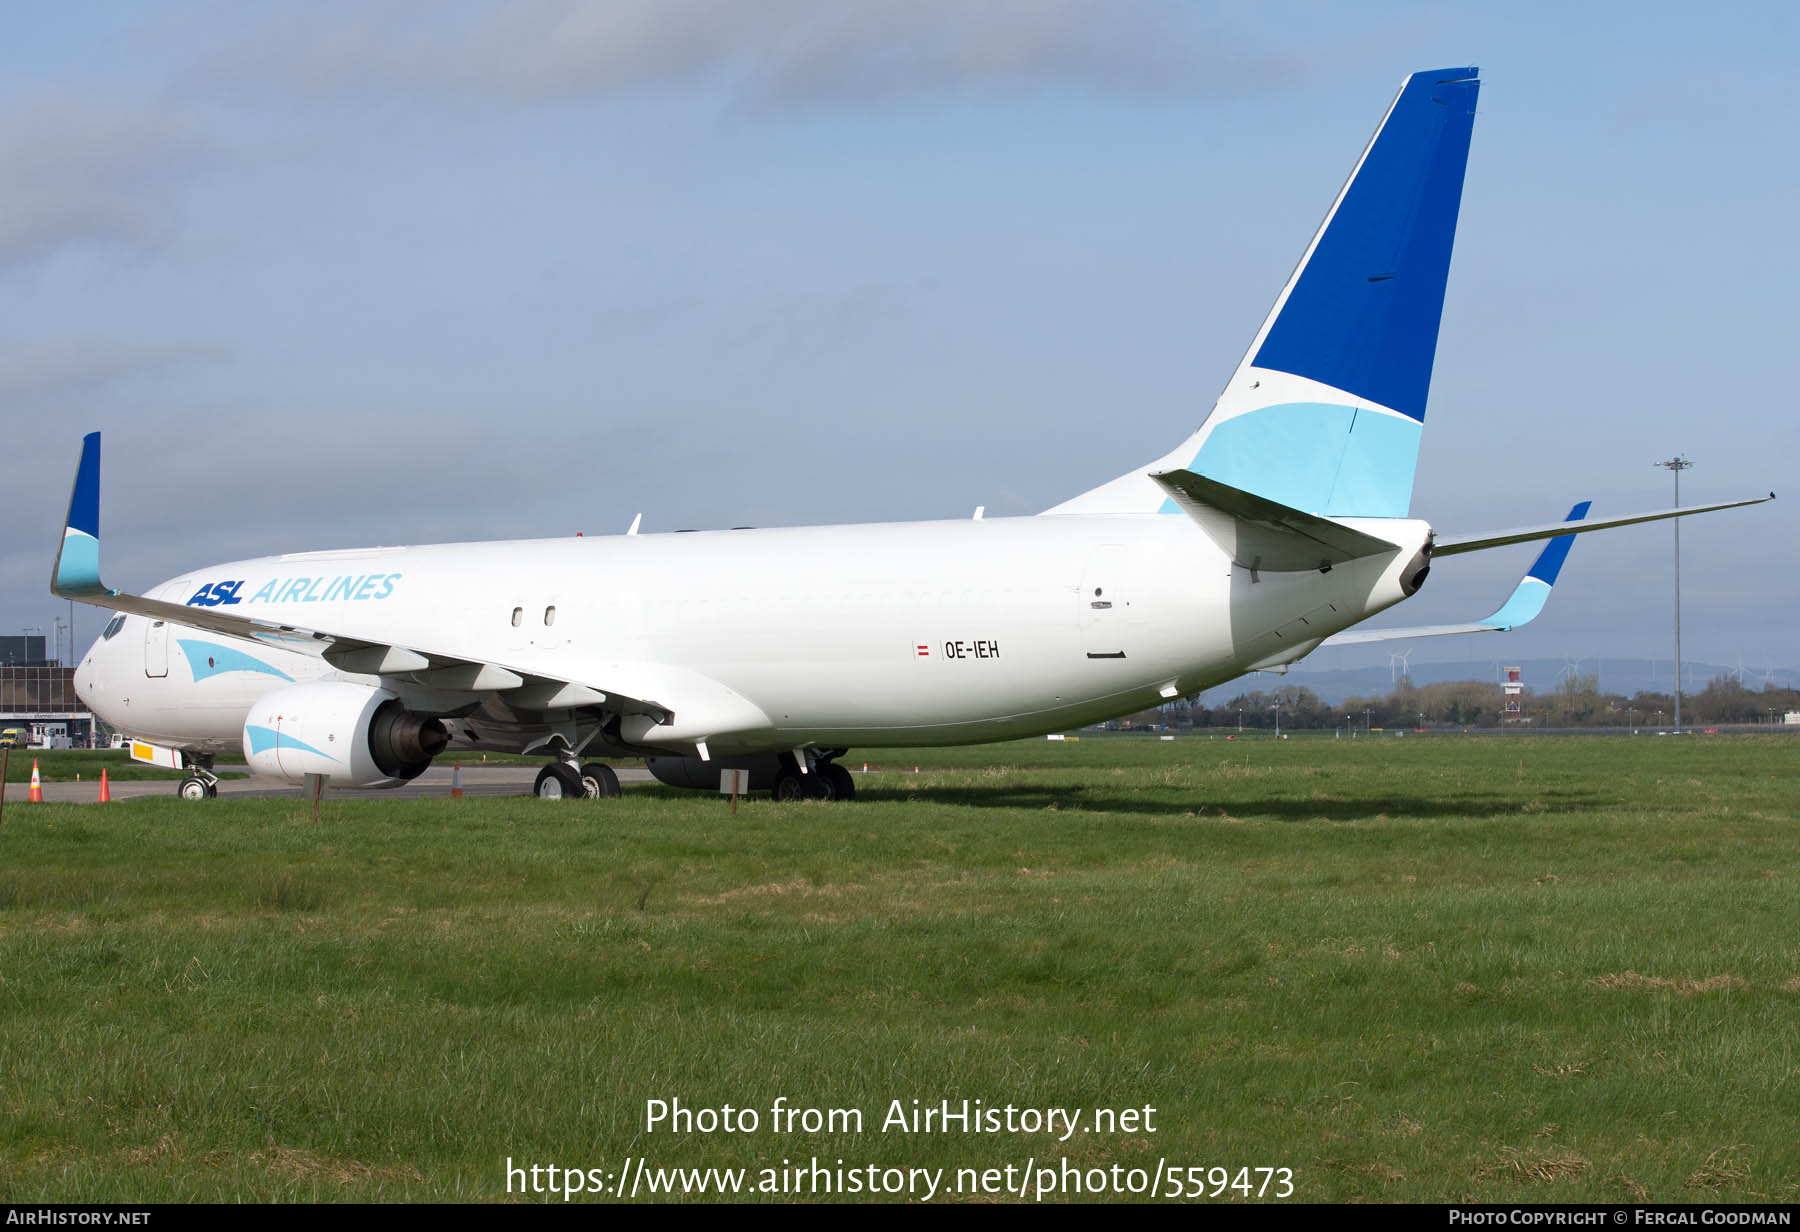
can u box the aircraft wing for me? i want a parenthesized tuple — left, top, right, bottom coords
(1433, 493, 1773, 556)
(52, 432, 672, 722)
(1323, 501, 1590, 646)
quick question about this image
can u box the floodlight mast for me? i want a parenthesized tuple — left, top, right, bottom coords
(1654, 455, 1694, 732)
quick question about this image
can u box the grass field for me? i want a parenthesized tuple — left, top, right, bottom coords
(2, 750, 244, 785)
(1, 734, 1795, 1203)
(1, 748, 617, 784)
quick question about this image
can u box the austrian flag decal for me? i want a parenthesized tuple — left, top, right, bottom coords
(915, 643, 930, 657)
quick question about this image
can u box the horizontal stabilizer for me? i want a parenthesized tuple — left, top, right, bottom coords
(1150, 468, 1399, 572)
(1325, 501, 1589, 645)
(1434, 493, 1774, 556)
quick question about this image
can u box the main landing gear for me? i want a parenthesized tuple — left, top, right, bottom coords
(533, 751, 858, 802)
(533, 759, 622, 800)
(770, 752, 856, 802)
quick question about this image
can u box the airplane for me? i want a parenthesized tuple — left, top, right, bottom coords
(53, 67, 1772, 803)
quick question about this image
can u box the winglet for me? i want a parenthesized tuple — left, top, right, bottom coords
(1321, 501, 1589, 646)
(1478, 500, 1589, 629)
(51, 432, 115, 599)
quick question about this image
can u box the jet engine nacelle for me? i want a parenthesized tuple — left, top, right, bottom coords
(243, 681, 448, 788)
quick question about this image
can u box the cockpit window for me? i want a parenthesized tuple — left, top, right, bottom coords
(102, 615, 127, 640)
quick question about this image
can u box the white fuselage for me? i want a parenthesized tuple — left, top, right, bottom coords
(76, 513, 1431, 758)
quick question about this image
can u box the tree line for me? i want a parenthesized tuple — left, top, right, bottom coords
(1138, 674, 1800, 731)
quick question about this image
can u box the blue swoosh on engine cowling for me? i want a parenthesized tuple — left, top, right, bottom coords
(244, 725, 336, 762)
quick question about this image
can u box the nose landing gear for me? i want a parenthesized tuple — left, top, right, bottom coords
(178, 774, 218, 800)
(176, 755, 219, 800)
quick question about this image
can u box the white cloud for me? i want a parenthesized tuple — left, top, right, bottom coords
(0, 93, 217, 273)
(0, 340, 225, 408)
(181, 0, 1293, 107)
(477, 0, 1284, 102)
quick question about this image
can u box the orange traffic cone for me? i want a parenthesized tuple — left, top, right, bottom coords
(451, 761, 463, 798)
(29, 759, 43, 803)
(98, 768, 112, 803)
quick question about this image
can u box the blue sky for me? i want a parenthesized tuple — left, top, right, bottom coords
(4, 2, 1795, 680)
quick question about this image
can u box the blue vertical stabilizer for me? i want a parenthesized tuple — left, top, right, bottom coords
(1047, 68, 1481, 520)
(1253, 67, 1479, 424)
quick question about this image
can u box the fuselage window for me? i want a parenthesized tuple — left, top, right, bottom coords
(544, 606, 557, 627)
(510, 607, 522, 627)
(102, 615, 127, 640)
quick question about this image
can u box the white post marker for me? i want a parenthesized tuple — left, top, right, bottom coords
(719, 767, 749, 815)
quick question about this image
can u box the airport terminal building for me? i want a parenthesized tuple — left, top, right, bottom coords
(1, 635, 95, 748)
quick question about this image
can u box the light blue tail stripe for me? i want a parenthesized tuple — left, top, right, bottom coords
(1169, 402, 1421, 518)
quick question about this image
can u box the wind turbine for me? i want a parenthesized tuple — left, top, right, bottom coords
(1389, 650, 1413, 689)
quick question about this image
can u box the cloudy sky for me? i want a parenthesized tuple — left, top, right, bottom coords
(5, 1, 1795, 681)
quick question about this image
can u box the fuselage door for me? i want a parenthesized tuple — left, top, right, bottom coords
(1079, 543, 1129, 659)
(144, 618, 168, 678)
